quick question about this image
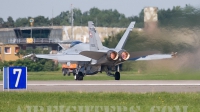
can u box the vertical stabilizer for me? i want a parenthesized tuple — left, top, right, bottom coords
(88, 21, 103, 51)
(115, 22, 135, 49)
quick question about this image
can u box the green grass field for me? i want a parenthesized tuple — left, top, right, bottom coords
(0, 92, 199, 112)
(1, 70, 200, 80)
(0, 70, 199, 112)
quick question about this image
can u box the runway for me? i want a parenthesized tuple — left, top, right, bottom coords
(1, 80, 200, 93)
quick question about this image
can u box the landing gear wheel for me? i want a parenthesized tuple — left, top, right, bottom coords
(73, 69, 76, 76)
(62, 69, 66, 76)
(115, 72, 120, 80)
(67, 70, 71, 76)
(75, 72, 84, 80)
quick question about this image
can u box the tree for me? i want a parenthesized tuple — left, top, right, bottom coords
(0, 17, 4, 28)
(15, 18, 29, 27)
(33, 16, 50, 26)
(6, 16, 15, 27)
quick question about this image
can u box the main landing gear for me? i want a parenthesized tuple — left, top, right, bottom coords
(106, 71, 120, 80)
(104, 66, 120, 80)
(115, 72, 120, 80)
(74, 72, 84, 80)
(74, 71, 120, 80)
(73, 65, 121, 81)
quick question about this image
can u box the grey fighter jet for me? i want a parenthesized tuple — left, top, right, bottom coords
(35, 21, 173, 80)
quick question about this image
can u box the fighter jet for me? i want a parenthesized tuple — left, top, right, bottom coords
(35, 21, 173, 80)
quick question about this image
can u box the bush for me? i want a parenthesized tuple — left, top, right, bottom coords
(0, 58, 59, 72)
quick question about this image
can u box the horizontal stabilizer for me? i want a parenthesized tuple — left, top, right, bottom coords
(129, 51, 161, 59)
(79, 51, 106, 60)
(129, 54, 172, 61)
(35, 54, 91, 61)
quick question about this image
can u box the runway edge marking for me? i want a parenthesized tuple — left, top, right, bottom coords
(26, 84, 200, 86)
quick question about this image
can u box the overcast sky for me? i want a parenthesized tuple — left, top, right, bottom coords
(0, 0, 199, 21)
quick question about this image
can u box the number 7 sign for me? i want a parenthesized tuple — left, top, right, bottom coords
(3, 67, 27, 90)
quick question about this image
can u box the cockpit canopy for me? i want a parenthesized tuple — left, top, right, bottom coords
(70, 41, 82, 48)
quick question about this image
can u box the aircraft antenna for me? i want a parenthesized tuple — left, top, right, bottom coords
(52, 8, 54, 26)
(71, 4, 74, 40)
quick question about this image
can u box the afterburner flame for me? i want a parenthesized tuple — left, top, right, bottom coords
(119, 50, 130, 61)
(107, 50, 119, 61)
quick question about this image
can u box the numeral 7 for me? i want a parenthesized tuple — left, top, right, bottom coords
(13, 69, 22, 87)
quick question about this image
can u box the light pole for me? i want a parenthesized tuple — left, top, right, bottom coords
(71, 4, 74, 40)
(29, 18, 34, 38)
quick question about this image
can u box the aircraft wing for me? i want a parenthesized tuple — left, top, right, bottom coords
(35, 54, 91, 61)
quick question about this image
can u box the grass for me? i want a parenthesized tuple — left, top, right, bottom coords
(0, 92, 200, 112)
(1, 70, 200, 80)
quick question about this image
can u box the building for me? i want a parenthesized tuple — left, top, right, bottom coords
(0, 26, 62, 61)
(144, 7, 158, 32)
(0, 44, 20, 61)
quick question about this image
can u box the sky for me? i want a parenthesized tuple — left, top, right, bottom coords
(0, 0, 199, 21)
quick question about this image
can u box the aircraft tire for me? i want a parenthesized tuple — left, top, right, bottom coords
(62, 69, 67, 76)
(67, 71, 71, 76)
(73, 69, 76, 76)
(77, 72, 83, 80)
(75, 73, 79, 80)
(115, 72, 120, 80)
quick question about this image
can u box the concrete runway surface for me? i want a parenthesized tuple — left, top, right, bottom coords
(0, 80, 200, 93)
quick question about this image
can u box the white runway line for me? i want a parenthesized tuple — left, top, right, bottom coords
(1, 82, 200, 86)
(16, 84, 200, 86)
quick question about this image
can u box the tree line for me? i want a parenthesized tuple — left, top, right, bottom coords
(0, 4, 199, 28)
(0, 58, 59, 72)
